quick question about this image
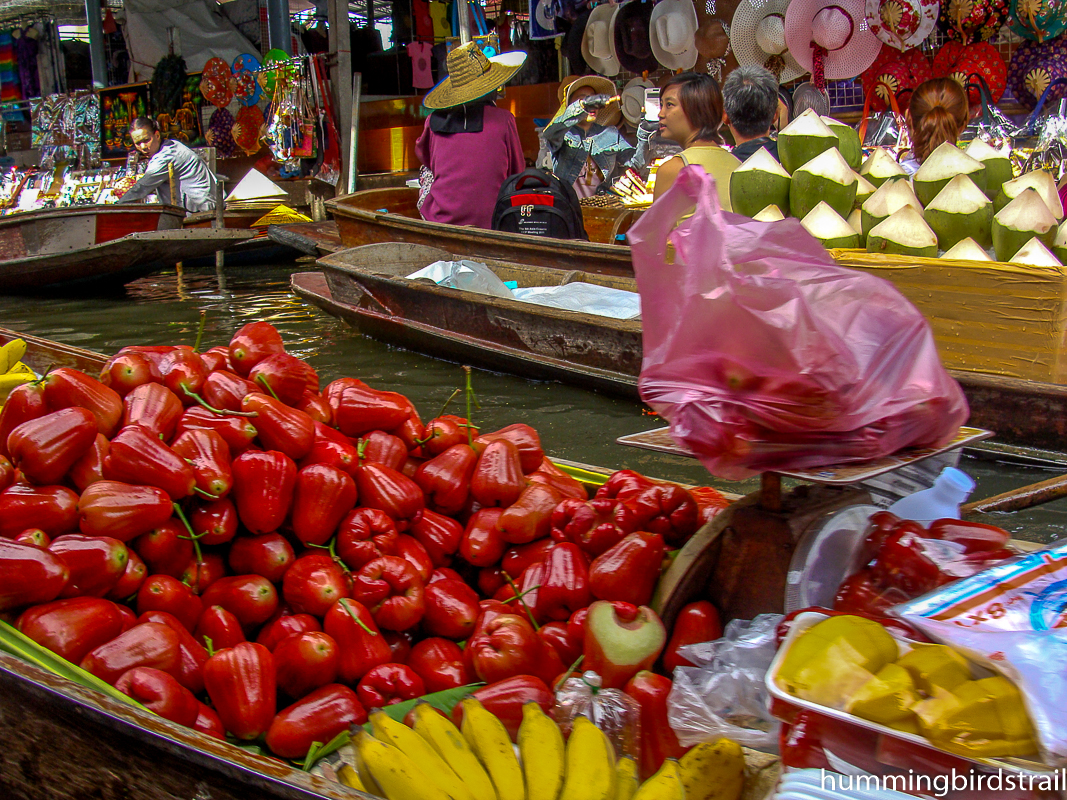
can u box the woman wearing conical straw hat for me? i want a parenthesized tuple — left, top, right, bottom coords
(415, 42, 528, 229)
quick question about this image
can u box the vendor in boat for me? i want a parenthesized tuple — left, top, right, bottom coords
(543, 76, 647, 197)
(899, 78, 969, 176)
(416, 42, 527, 230)
(115, 118, 218, 213)
(722, 66, 781, 163)
(652, 72, 740, 209)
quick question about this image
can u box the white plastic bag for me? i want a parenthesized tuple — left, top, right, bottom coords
(512, 283, 641, 319)
(406, 260, 515, 299)
(666, 613, 782, 750)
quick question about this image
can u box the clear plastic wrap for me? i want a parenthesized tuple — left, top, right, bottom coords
(405, 259, 515, 298)
(553, 671, 641, 759)
(627, 166, 970, 480)
(666, 614, 782, 750)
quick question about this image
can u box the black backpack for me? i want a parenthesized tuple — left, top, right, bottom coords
(491, 168, 588, 240)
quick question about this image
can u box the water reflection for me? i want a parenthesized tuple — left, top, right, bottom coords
(4, 261, 1066, 543)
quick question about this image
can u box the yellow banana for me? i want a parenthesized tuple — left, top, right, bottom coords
(0, 339, 27, 374)
(336, 762, 367, 793)
(613, 756, 640, 800)
(412, 702, 498, 800)
(559, 716, 616, 800)
(518, 702, 565, 800)
(632, 759, 684, 800)
(678, 739, 745, 800)
(369, 708, 476, 800)
(0, 363, 34, 403)
(460, 697, 525, 800)
(353, 729, 452, 800)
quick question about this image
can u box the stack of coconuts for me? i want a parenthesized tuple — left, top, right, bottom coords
(729, 108, 1067, 267)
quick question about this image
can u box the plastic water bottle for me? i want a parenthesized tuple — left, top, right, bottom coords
(886, 466, 976, 525)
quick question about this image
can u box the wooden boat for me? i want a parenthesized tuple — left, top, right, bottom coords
(327, 187, 637, 277)
(293, 244, 1067, 451)
(0, 202, 184, 259)
(268, 220, 344, 257)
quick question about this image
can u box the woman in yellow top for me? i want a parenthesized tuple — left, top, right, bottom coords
(652, 72, 740, 210)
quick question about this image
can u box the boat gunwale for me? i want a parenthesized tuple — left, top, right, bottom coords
(0, 202, 186, 229)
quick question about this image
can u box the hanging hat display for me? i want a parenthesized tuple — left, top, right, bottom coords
(232, 53, 262, 107)
(555, 74, 623, 125)
(1009, 40, 1067, 108)
(933, 39, 1007, 103)
(423, 42, 528, 109)
(861, 43, 933, 109)
(1008, 0, 1067, 41)
(695, 16, 732, 79)
(614, 0, 660, 74)
(936, 0, 1008, 43)
(562, 8, 592, 72)
(621, 76, 655, 124)
(730, 0, 806, 82)
(200, 57, 233, 109)
(582, 2, 622, 76)
(865, 0, 939, 49)
(649, 0, 700, 70)
(785, 0, 884, 84)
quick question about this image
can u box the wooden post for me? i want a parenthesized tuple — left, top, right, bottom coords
(349, 72, 362, 194)
(328, 0, 354, 195)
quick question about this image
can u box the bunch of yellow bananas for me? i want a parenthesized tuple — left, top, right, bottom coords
(0, 338, 35, 406)
(335, 698, 746, 800)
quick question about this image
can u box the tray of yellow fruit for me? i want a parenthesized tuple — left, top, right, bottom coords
(766, 612, 1056, 775)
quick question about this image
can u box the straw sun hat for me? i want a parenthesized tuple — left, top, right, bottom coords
(423, 42, 528, 109)
(555, 74, 623, 126)
(785, 0, 883, 82)
(731, 0, 807, 83)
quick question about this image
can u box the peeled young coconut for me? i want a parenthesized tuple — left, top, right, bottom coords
(1053, 221, 1067, 263)
(753, 204, 786, 222)
(861, 179, 922, 236)
(867, 206, 938, 258)
(994, 170, 1063, 220)
(847, 207, 864, 241)
(822, 116, 862, 170)
(730, 148, 791, 218)
(854, 174, 876, 208)
(942, 238, 993, 261)
(789, 148, 858, 220)
(859, 148, 908, 187)
(924, 174, 993, 250)
(801, 201, 861, 249)
(912, 143, 986, 206)
(1010, 237, 1063, 266)
(778, 109, 838, 174)
(992, 188, 1058, 262)
(964, 139, 1013, 200)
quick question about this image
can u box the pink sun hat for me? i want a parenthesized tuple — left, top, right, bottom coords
(786, 0, 884, 83)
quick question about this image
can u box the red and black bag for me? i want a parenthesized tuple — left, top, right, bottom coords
(491, 168, 588, 240)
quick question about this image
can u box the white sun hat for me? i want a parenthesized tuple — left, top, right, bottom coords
(582, 2, 623, 76)
(650, 0, 700, 70)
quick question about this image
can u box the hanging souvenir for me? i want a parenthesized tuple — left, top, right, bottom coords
(259, 49, 293, 102)
(862, 45, 932, 109)
(232, 104, 264, 155)
(1008, 0, 1067, 42)
(936, 0, 1009, 43)
(201, 57, 233, 108)
(232, 53, 262, 107)
(932, 40, 1006, 104)
(206, 107, 238, 157)
(865, 0, 939, 49)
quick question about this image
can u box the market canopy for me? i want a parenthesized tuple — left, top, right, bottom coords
(122, 0, 261, 83)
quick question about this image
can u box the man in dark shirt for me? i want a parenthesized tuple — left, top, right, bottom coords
(723, 66, 781, 163)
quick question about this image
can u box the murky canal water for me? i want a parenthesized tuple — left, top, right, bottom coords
(3, 260, 1065, 544)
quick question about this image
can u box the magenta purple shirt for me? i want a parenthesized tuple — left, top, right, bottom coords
(415, 105, 526, 230)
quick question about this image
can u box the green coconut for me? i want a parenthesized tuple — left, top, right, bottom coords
(912, 143, 986, 206)
(924, 174, 993, 250)
(1010, 237, 1063, 266)
(789, 148, 857, 220)
(854, 174, 876, 208)
(963, 139, 1014, 200)
(860, 179, 923, 236)
(942, 238, 993, 261)
(994, 170, 1063, 220)
(801, 201, 861, 249)
(847, 208, 865, 246)
(1053, 221, 1067, 264)
(778, 109, 838, 174)
(753, 204, 786, 222)
(992, 188, 1058, 262)
(859, 148, 908, 187)
(867, 206, 938, 258)
(730, 148, 791, 218)
(822, 116, 862, 170)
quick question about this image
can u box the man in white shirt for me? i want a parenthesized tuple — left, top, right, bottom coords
(116, 117, 218, 213)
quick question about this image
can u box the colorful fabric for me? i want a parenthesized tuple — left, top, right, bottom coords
(0, 31, 20, 102)
(937, 0, 1009, 43)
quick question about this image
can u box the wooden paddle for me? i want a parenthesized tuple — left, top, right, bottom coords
(962, 472, 1067, 515)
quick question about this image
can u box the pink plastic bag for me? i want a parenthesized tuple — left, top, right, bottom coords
(628, 167, 968, 480)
